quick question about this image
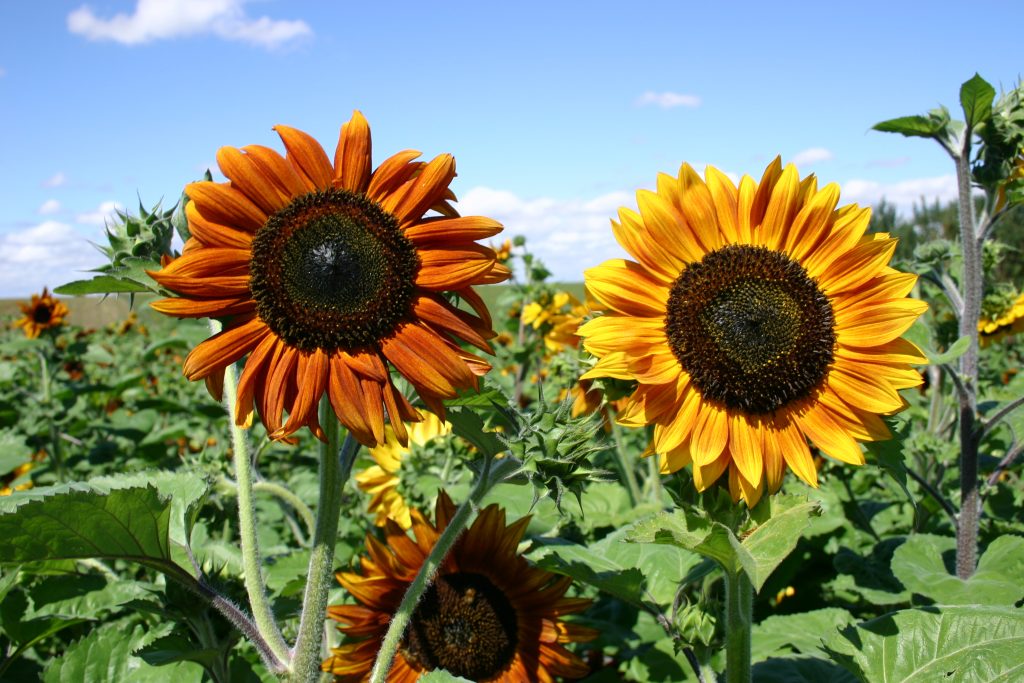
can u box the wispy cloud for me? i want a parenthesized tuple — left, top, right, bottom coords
(75, 200, 124, 226)
(38, 199, 61, 215)
(458, 187, 632, 282)
(0, 222, 105, 296)
(842, 175, 958, 212)
(635, 91, 702, 109)
(68, 0, 311, 49)
(42, 172, 67, 188)
(791, 147, 834, 165)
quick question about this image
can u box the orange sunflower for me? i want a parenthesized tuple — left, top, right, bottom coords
(323, 491, 596, 682)
(14, 287, 69, 339)
(150, 112, 509, 445)
(580, 158, 928, 506)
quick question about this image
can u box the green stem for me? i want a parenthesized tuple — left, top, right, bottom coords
(288, 405, 359, 683)
(38, 351, 66, 482)
(253, 480, 317, 540)
(953, 146, 982, 579)
(368, 457, 497, 683)
(723, 569, 753, 683)
(610, 421, 641, 506)
(215, 321, 291, 670)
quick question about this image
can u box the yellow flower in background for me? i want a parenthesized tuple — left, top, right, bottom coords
(979, 291, 1024, 347)
(14, 287, 69, 339)
(995, 154, 1024, 212)
(354, 412, 450, 530)
(323, 491, 596, 681)
(580, 158, 927, 506)
(493, 238, 513, 263)
(521, 290, 589, 353)
(149, 111, 509, 446)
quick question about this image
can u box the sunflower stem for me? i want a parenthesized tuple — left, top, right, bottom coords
(953, 144, 982, 579)
(722, 568, 753, 683)
(214, 320, 292, 670)
(368, 455, 496, 683)
(288, 405, 359, 683)
(610, 420, 642, 506)
(37, 350, 67, 483)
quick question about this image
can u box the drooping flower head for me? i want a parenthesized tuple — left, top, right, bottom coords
(150, 112, 509, 446)
(580, 159, 928, 506)
(355, 412, 451, 530)
(979, 290, 1024, 347)
(14, 287, 69, 339)
(323, 491, 596, 681)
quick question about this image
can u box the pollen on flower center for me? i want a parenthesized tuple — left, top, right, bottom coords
(249, 188, 420, 353)
(665, 244, 836, 414)
(401, 572, 518, 680)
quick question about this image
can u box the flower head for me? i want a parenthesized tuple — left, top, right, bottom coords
(14, 288, 69, 339)
(150, 112, 510, 446)
(979, 290, 1024, 347)
(324, 491, 595, 681)
(580, 158, 927, 506)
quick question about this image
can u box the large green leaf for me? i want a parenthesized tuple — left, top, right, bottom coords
(530, 524, 703, 608)
(873, 114, 947, 139)
(627, 496, 818, 591)
(0, 473, 208, 584)
(0, 429, 33, 476)
(752, 657, 859, 683)
(960, 73, 996, 129)
(54, 276, 152, 296)
(891, 534, 1024, 606)
(752, 608, 856, 661)
(825, 605, 1024, 682)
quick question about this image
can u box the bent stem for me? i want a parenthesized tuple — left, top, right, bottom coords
(217, 324, 292, 670)
(723, 568, 753, 683)
(368, 456, 498, 683)
(288, 403, 359, 683)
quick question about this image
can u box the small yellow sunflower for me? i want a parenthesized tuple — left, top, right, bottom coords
(355, 412, 451, 530)
(14, 287, 69, 339)
(324, 491, 596, 682)
(150, 112, 509, 446)
(979, 291, 1024, 347)
(580, 158, 928, 506)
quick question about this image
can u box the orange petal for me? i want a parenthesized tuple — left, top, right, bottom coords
(273, 124, 333, 191)
(333, 110, 372, 193)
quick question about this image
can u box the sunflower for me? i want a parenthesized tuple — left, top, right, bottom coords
(579, 158, 928, 506)
(355, 412, 451, 530)
(150, 112, 509, 445)
(323, 491, 596, 682)
(979, 291, 1024, 347)
(14, 287, 69, 339)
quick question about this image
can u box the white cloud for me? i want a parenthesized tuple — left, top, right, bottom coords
(75, 200, 124, 226)
(636, 91, 702, 109)
(0, 222, 106, 297)
(458, 187, 634, 282)
(42, 172, 67, 188)
(67, 0, 311, 49)
(38, 199, 62, 215)
(842, 175, 958, 212)
(866, 156, 911, 168)
(791, 147, 834, 166)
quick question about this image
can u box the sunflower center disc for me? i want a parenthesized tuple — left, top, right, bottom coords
(249, 189, 419, 353)
(665, 244, 836, 414)
(401, 572, 518, 680)
(33, 306, 53, 324)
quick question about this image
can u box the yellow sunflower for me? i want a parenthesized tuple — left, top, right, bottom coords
(14, 287, 69, 339)
(355, 412, 451, 530)
(579, 158, 928, 506)
(979, 291, 1024, 347)
(324, 491, 596, 682)
(150, 112, 509, 446)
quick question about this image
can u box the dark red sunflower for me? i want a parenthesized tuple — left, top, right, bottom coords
(150, 112, 509, 445)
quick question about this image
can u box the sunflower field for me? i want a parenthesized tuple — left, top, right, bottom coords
(1, 75, 1023, 683)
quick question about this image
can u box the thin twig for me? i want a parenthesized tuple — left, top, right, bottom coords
(980, 394, 1024, 441)
(905, 467, 958, 529)
(986, 441, 1024, 488)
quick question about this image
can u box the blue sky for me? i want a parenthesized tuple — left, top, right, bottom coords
(0, 0, 1020, 296)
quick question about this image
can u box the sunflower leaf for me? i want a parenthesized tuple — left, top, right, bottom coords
(890, 534, 1024, 606)
(419, 671, 473, 683)
(924, 334, 970, 365)
(54, 276, 152, 296)
(873, 114, 948, 139)
(751, 657, 859, 683)
(960, 73, 996, 130)
(823, 605, 1024, 682)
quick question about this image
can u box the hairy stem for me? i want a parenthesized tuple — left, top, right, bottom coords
(288, 406, 359, 683)
(953, 147, 982, 579)
(723, 569, 753, 683)
(216, 326, 292, 669)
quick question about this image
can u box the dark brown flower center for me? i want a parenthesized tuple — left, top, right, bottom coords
(33, 305, 53, 324)
(401, 572, 518, 680)
(249, 189, 419, 352)
(665, 244, 835, 414)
